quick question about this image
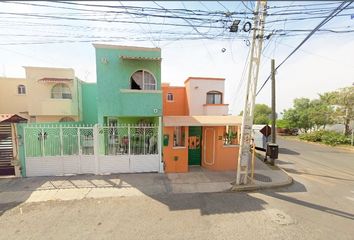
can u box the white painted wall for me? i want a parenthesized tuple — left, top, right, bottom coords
(185, 78, 228, 115)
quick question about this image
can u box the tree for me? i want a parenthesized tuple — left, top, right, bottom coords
(308, 99, 334, 130)
(283, 98, 313, 132)
(254, 104, 272, 124)
(322, 86, 354, 135)
(239, 104, 272, 124)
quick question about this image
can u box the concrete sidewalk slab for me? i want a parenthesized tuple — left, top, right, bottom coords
(0, 157, 292, 203)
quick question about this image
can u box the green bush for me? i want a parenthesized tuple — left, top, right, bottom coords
(299, 130, 351, 146)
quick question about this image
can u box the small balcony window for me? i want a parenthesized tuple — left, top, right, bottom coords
(167, 93, 174, 102)
(206, 91, 222, 104)
(130, 70, 157, 90)
(51, 83, 72, 99)
(18, 84, 26, 95)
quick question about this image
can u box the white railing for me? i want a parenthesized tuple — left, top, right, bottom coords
(23, 123, 162, 176)
(24, 124, 159, 157)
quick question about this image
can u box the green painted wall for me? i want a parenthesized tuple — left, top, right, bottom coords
(82, 82, 98, 124)
(16, 123, 26, 177)
(95, 46, 162, 124)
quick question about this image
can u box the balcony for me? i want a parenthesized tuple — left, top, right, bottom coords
(203, 104, 229, 116)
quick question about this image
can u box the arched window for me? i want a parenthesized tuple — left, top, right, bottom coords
(130, 70, 156, 90)
(18, 84, 26, 95)
(51, 83, 72, 99)
(59, 117, 75, 122)
(206, 91, 222, 104)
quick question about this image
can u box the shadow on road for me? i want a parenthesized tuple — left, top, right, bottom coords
(261, 179, 354, 221)
(279, 148, 300, 155)
(282, 167, 354, 182)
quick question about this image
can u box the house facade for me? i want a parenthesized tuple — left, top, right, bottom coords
(162, 77, 242, 173)
(93, 44, 162, 126)
(0, 66, 81, 123)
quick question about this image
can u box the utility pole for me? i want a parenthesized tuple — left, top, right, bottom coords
(271, 59, 276, 143)
(235, 0, 267, 186)
(270, 58, 276, 165)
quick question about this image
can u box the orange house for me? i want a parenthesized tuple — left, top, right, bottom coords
(162, 78, 242, 173)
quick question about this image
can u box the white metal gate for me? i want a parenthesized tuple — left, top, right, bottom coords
(24, 124, 161, 177)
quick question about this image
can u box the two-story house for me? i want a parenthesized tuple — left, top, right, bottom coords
(92, 44, 163, 173)
(0, 66, 81, 123)
(162, 77, 242, 173)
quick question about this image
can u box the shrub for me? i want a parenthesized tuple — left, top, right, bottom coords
(299, 130, 351, 146)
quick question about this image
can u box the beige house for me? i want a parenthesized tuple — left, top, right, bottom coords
(0, 66, 81, 122)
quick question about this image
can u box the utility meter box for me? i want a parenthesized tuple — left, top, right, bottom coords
(266, 143, 279, 159)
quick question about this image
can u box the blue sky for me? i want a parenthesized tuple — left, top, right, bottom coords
(0, 1, 353, 115)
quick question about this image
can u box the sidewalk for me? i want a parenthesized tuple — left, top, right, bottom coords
(0, 158, 292, 204)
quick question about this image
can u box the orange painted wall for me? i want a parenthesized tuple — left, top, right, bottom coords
(162, 85, 189, 116)
(201, 126, 239, 171)
(163, 126, 189, 173)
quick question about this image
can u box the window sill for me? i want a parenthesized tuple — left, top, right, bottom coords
(50, 98, 72, 101)
(172, 146, 186, 149)
(223, 144, 239, 148)
(16, 94, 27, 96)
(120, 89, 162, 94)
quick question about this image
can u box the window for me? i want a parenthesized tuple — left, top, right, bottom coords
(59, 117, 75, 122)
(18, 85, 26, 95)
(223, 126, 239, 145)
(173, 126, 185, 147)
(206, 91, 222, 104)
(167, 93, 174, 102)
(130, 70, 156, 90)
(51, 83, 72, 99)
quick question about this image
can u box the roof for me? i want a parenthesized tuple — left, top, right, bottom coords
(184, 77, 225, 84)
(0, 114, 28, 123)
(93, 44, 161, 52)
(120, 56, 162, 61)
(38, 78, 73, 83)
(163, 115, 242, 127)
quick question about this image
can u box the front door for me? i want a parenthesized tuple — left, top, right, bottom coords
(203, 128, 215, 166)
(188, 126, 202, 165)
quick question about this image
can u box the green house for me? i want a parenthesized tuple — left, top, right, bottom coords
(93, 44, 162, 125)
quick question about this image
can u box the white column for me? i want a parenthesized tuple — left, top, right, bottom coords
(158, 117, 163, 173)
(93, 124, 99, 175)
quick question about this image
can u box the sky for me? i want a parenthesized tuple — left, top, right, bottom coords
(0, 1, 353, 116)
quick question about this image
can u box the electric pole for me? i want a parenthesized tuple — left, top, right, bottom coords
(271, 59, 276, 144)
(235, 0, 267, 186)
(270, 58, 276, 165)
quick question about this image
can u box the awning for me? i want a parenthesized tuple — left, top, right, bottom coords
(0, 114, 28, 123)
(120, 56, 162, 61)
(163, 116, 242, 127)
(38, 78, 73, 83)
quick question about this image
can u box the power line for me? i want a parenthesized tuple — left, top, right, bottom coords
(256, 1, 353, 96)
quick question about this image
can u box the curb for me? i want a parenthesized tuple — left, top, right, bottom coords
(230, 168, 293, 192)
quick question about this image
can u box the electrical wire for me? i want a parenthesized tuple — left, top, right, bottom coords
(256, 1, 353, 96)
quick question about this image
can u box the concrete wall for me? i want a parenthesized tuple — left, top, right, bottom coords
(201, 126, 239, 171)
(163, 126, 189, 173)
(162, 85, 189, 116)
(0, 67, 81, 122)
(82, 82, 98, 124)
(0, 77, 29, 117)
(184, 78, 227, 116)
(24, 67, 79, 118)
(94, 44, 162, 124)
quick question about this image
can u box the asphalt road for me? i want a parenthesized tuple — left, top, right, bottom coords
(0, 137, 353, 240)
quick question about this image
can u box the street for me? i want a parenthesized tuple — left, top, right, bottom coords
(0, 137, 353, 240)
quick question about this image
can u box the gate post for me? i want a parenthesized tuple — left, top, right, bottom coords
(158, 117, 163, 173)
(93, 124, 99, 175)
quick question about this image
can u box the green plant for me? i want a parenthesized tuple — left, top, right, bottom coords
(299, 130, 351, 146)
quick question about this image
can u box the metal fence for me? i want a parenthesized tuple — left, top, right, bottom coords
(24, 124, 159, 157)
